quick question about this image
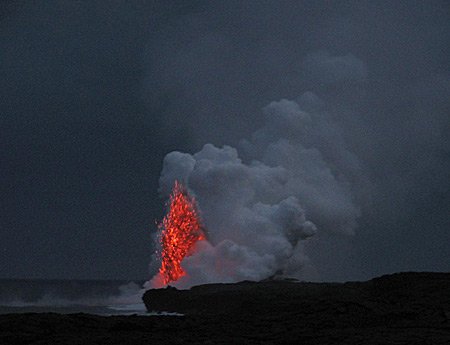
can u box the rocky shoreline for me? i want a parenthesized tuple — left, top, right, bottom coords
(2, 272, 450, 344)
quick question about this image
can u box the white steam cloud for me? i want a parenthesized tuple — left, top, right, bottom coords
(150, 92, 367, 288)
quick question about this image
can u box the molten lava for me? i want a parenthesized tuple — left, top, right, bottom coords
(156, 181, 206, 285)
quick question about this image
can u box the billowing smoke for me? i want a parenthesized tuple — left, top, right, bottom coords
(149, 92, 368, 288)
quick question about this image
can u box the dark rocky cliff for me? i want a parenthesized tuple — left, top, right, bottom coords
(143, 272, 450, 326)
(2, 272, 450, 344)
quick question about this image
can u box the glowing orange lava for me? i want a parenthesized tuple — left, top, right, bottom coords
(156, 181, 206, 285)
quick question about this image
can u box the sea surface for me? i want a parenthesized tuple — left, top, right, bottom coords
(0, 279, 178, 316)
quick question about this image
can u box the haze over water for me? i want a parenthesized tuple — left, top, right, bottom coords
(0, 279, 149, 315)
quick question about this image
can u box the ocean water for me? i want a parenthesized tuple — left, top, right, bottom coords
(0, 279, 178, 316)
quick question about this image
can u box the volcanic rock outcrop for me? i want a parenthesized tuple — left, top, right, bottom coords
(2, 272, 450, 344)
(143, 272, 450, 327)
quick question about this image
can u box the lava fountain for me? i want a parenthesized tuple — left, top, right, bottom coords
(154, 181, 207, 286)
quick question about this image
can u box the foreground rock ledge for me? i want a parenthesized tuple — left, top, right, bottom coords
(143, 272, 450, 323)
(2, 272, 450, 345)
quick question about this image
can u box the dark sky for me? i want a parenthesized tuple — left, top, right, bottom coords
(1, 0, 449, 280)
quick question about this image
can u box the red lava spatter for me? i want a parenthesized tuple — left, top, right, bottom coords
(156, 181, 207, 285)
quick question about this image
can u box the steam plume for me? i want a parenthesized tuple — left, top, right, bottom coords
(150, 92, 367, 288)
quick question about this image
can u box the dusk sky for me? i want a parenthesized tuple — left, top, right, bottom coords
(1, 0, 449, 281)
